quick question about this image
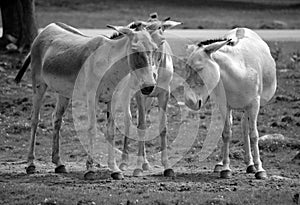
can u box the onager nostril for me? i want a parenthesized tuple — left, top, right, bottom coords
(141, 86, 154, 95)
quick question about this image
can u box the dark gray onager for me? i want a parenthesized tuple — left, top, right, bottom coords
(15, 22, 161, 180)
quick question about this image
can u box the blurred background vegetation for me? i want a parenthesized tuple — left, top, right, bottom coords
(32, 0, 300, 29)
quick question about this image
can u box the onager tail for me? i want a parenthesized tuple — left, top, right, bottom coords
(15, 54, 31, 84)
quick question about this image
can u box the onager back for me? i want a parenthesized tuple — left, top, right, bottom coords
(184, 28, 276, 179)
(15, 22, 160, 180)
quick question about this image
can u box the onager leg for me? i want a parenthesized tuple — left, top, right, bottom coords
(119, 92, 132, 171)
(217, 108, 233, 179)
(84, 91, 97, 180)
(106, 102, 124, 180)
(247, 96, 267, 179)
(52, 94, 69, 173)
(26, 82, 47, 174)
(241, 112, 256, 174)
(132, 92, 150, 177)
(157, 88, 174, 177)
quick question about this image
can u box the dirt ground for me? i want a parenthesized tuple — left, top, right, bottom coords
(0, 38, 299, 205)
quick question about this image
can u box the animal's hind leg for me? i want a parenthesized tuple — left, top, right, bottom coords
(241, 112, 256, 174)
(84, 91, 97, 180)
(52, 94, 70, 173)
(219, 108, 233, 179)
(132, 92, 148, 177)
(27, 83, 47, 174)
(247, 97, 267, 179)
(142, 97, 153, 171)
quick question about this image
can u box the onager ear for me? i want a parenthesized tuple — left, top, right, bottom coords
(162, 20, 182, 30)
(204, 39, 231, 54)
(186, 44, 197, 56)
(107, 24, 134, 36)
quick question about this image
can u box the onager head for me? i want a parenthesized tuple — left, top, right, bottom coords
(184, 39, 231, 110)
(115, 14, 182, 96)
(108, 24, 159, 95)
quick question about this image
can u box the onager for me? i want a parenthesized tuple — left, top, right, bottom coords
(15, 22, 161, 180)
(113, 14, 181, 177)
(184, 28, 277, 179)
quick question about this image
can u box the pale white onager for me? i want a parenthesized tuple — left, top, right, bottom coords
(112, 15, 181, 177)
(184, 28, 277, 179)
(15, 22, 161, 180)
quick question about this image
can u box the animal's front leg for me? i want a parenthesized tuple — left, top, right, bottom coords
(51, 94, 69, 173)
(119, 91, 132, 171)
(106, 102, 124, 180)
(157, 88, 174, 177)
(213, 145, 225, 173)
(132, 92, 149, 177)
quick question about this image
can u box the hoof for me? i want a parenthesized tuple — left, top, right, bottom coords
(220, 170, 232, 179)
(26, 165, 36, 174)
(119, 163, 128, 171)
(163, 168, 175, 177)
(246, 165, 257, 174)
(133, 168, 143, 177)
(142, 163, 151, 171)
(55, 165, 67, 173)
(111, 172, 124, 180)
(255, 171, 267, 180)
(214, 164, 223, 173)
(84, 170, 96, 180)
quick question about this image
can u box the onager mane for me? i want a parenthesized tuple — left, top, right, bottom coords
(197, 38, 234, 47)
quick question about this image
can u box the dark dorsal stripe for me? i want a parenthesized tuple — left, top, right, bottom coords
(109, 23, 140, 39)
(197, 38, 234, 47)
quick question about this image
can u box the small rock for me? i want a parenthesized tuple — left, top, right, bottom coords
(260, 134, 285, 141)
(77, 200, 96, 205)
(259, 134, 286, 151)
(38, 198, 57, 205)
(270, 175, 292, 181)
(205, 197, 228, 205)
